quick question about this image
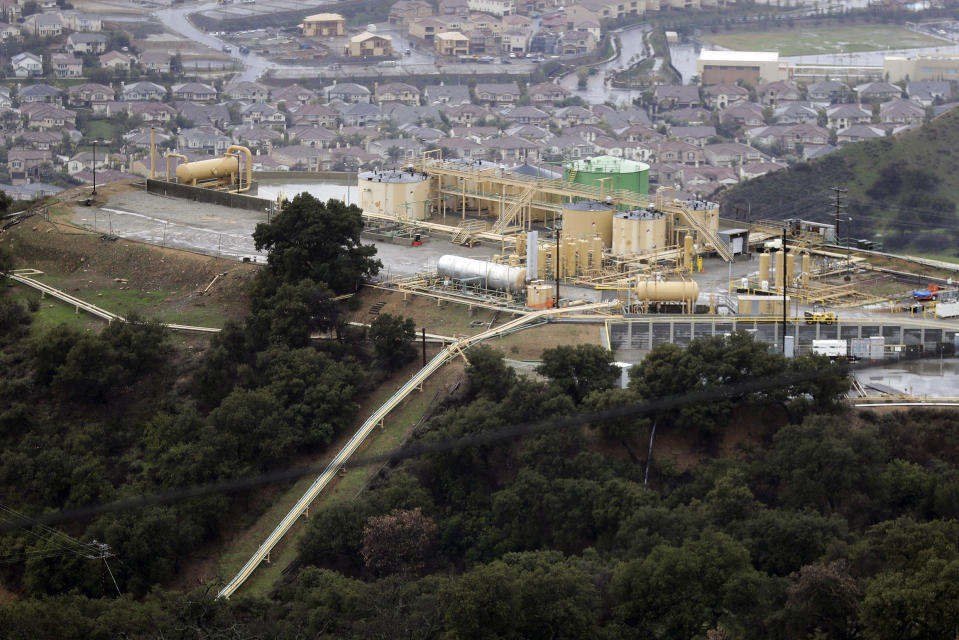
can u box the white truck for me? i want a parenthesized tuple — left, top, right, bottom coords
(812, 339, 847, 358)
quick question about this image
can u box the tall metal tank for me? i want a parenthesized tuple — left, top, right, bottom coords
(758, 252, 770, 286)
(612, 209, 667, 256)
(437, 255, 527, 292)
(564, 155, 650, 196)
(562, 200, 614, 247)
(359, 169, 431, 220)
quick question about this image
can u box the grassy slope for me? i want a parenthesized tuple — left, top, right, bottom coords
(719, 107, 959, 250)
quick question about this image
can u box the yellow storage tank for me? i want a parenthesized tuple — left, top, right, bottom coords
(358, 169, 431, 220)
(612, 209, 667, 256)
(786, 253, 796, 285)
(590, 236, 603, 271)
(774, 250, 784, 289)
(526, 282, 554, 309)
(562, 201, 614, 247)
(633, 280, 700, 306)
(577, 238, 591, 272)
(801, 253, 811, 287)
(759, 252, 770, 286)
(538, 244, 550, 279)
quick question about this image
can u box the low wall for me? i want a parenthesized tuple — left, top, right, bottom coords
(254, 170, 353, 181)
(146, 179, 275, 214)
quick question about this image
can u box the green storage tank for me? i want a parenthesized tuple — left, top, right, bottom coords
(564, 155, 650, 196)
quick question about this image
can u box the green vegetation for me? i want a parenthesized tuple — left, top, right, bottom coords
(719, 107, 959, 254)
(703, 24, 948, 56)
(3, 331, 957, 638)
(0, 197, 399, 602)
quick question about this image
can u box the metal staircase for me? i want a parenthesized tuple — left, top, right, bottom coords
(491, 185, 535, 234)
(451, 220, 487, 245)
(668, 202, 734, 262)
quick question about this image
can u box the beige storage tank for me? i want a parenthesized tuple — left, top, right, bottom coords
(359, 169, 431, 220)
(612, 209, 667, 256)
(786, 253, 796, 285)
(633, 280, 700, 306)
(590, 236, 603, 271)
(537, 244, 550, 279)
(562, 201, 614, 246)
(759, 252, 770, 286)
(515, 232, 526, 257)
(526, 282, 554, 309)
(577, 238, 591, 272)
(684, 234, 695, 271)
(801, 253, 811, 287)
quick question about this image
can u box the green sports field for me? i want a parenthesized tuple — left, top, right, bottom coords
(702, 25, 950, 57)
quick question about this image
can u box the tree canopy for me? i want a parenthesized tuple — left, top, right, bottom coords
(252, 194, 381, 294)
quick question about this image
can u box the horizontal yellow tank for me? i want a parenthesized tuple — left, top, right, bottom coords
(176, 156, 239, 183)
(633, 280, 699, 304)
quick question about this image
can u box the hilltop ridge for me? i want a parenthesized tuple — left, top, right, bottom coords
(719, 107, 959, 255)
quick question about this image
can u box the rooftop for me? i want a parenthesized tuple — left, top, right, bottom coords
(699, 50, 779, 62)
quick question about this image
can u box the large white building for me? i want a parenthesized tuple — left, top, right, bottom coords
(467, 0, 514, 16)
(697, 50, 787, 86)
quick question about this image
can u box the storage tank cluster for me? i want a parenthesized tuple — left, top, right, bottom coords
(755, 249, 814, 313)
(531, 236, 604, 279)
(358, 169, 431, 220)
(612, 208, 667, 256)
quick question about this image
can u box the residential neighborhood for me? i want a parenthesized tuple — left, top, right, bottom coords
(0, 0, 957, 201)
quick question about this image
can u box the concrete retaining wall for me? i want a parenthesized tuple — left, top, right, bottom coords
(146, 179, 275, 214)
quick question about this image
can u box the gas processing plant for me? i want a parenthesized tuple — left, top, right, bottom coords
(356, 151, 811, 313)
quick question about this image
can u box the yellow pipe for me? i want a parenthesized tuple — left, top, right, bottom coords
(226, 145, 254, 193)
(166, 153, 187, 181)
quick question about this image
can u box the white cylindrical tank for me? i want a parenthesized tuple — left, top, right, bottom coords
(359, 169, 431, 219)
(437, 255, 527, 292)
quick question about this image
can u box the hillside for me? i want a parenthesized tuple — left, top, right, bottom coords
(718, 107, 959, 255)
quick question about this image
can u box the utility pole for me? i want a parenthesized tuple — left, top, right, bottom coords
(831, 185, 847, 251)
(782, 229, 788, 356)
(554, 227, 561, 308)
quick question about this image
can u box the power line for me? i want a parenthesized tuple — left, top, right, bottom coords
(0, 359, 864, 535)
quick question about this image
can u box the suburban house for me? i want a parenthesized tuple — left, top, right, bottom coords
(19, 83, 61, 104)
(100, 50, 134, 71)
(434, 31, 470, 56)
(326, 82, 371, 104)
(703, 142, 762, 166)
(122, 81, 167, 101)
(67, 83, 115, 112)
(701, 84, 749, 110)
(374, 82, 420, 105)
(50, 53, 82, 78)
(474, 82, 521, 105)
(756, 80, 801, 105)
(140, 52, 172, 74)
(424, 84, 471, 106)
(23, 13, 62, 37)
(855, 81, 902, 103)
(347, 32, 392, 57)
(8, 149, 51, 183)
(66, 32, 108, 54)
(289, 103, 339, 127)
(299, 12, 345, 36)
(272, 84, 317, 106)
(12, 52, 42, 77)
(527, 82, 570, 105)
(226, 81, 270, 102)
(172, 82, 217, 102)
(22, 103, 77, 129)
